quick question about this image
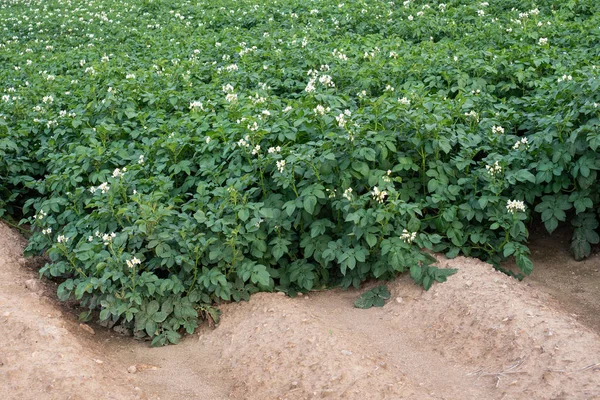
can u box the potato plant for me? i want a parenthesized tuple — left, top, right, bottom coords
(0, 0, 599, 344)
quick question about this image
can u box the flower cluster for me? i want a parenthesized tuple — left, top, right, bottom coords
(314, 104, 330, 116)
(57, 235, 68, 243)
(35, 209, 48, 220)
(383, 170, 392, 183)
(90, 182, 110, 194)
(42, 228, 52, 235)
(371, 186, 387, 204)
(512, 137, 529, 150)
(557, 74, 572, 83)
(276, 160, 286, 173)
(126, 257, 141, 268)
(222, 84, 237, 103)
(335, 110, 351, 127)
(189, 101, 204, 111)
(491, 125, 504, 134)
(237, 135, 251, 147)
(506, 200, 526, 213)
(343, 188, 353, 201)
(112, 167, 126, 178)
(101, 232, 117, 246)
(332, 49, 348, 61)
(485, 161, 502, 176)
(464, 110, 479, 122)
(400, 229, 417, 244)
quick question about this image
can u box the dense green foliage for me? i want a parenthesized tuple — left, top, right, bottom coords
(1, 0, 599, 344)
(354, 285, 391, 309)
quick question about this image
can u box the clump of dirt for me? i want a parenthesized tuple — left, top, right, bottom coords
(2, 221, 600, 400)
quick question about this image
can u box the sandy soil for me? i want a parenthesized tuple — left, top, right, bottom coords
(1, 221, 599, 400)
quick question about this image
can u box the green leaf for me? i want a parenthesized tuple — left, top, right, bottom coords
(352, 161, 370, 177)
(147, 300, 160, 316)
(166, 330, 181, 344)
(303, 195, 317, 215)
(354, 285, 390, 309)
(153, 311, 168, 323)
(238, 208, 250, 221)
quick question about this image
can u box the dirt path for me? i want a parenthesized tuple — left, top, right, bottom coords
(1, 221, 600, 399)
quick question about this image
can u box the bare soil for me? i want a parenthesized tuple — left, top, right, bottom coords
(1, 221, 599, 399)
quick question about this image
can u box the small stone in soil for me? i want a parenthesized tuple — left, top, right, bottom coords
(25, 279, 43, 293)
(128, 365, 137, 374)
(341, 350, 352, 356)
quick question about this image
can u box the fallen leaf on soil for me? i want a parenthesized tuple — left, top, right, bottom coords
(135, 364, 160, 371)
(79, 323, 95, 335)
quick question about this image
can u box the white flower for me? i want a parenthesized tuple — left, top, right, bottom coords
(506, 200, 526, 213)
(557, 74, 572, 83)
(222, 83, 235, 93)
(408, 15, 414, 21)
(464, 110, 479, 122)
(225, 93, 238, 103)
(35, 210, 48, 220)
(189, 101, 204, 110)
(276, 160, 286, 173)
(398, 97, 410, 105)
(485, 161, 502, 176)
(268, 146, 281, 154)
(205, 136, 211, 144)
(42, 228, 52, 235)
(96, 182, 110, 194)
(252, 145, 261, 155)
(384, 85, 395, 92)
(126, 257, 141, 268)
(512, 137, 529, 150)
(57, 235, 68, 243)
(102, 232, 116, 246)
(332, 49, 348, 61)
(400, 229, 417, 244)
(335, 113, 347, 128)
(491, 125, 505, 134)
(313, 105, 330, 116)
(305, 78, 317, 93)
(248, 121, 259, 131)
(112, 168, 125, 178)
(342, 188, 353, 201)
(138, 154, 145, 165)
(477, 10, 485, 16)
(283, 106, 293, 112)
(126, 73, 135, 79)
(238, 135, 251, 147)
(383, 170, 392, 182)
(538, 37, 548, 45)
(371, 186, 387, 204)
(319, 74, 335, 88)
